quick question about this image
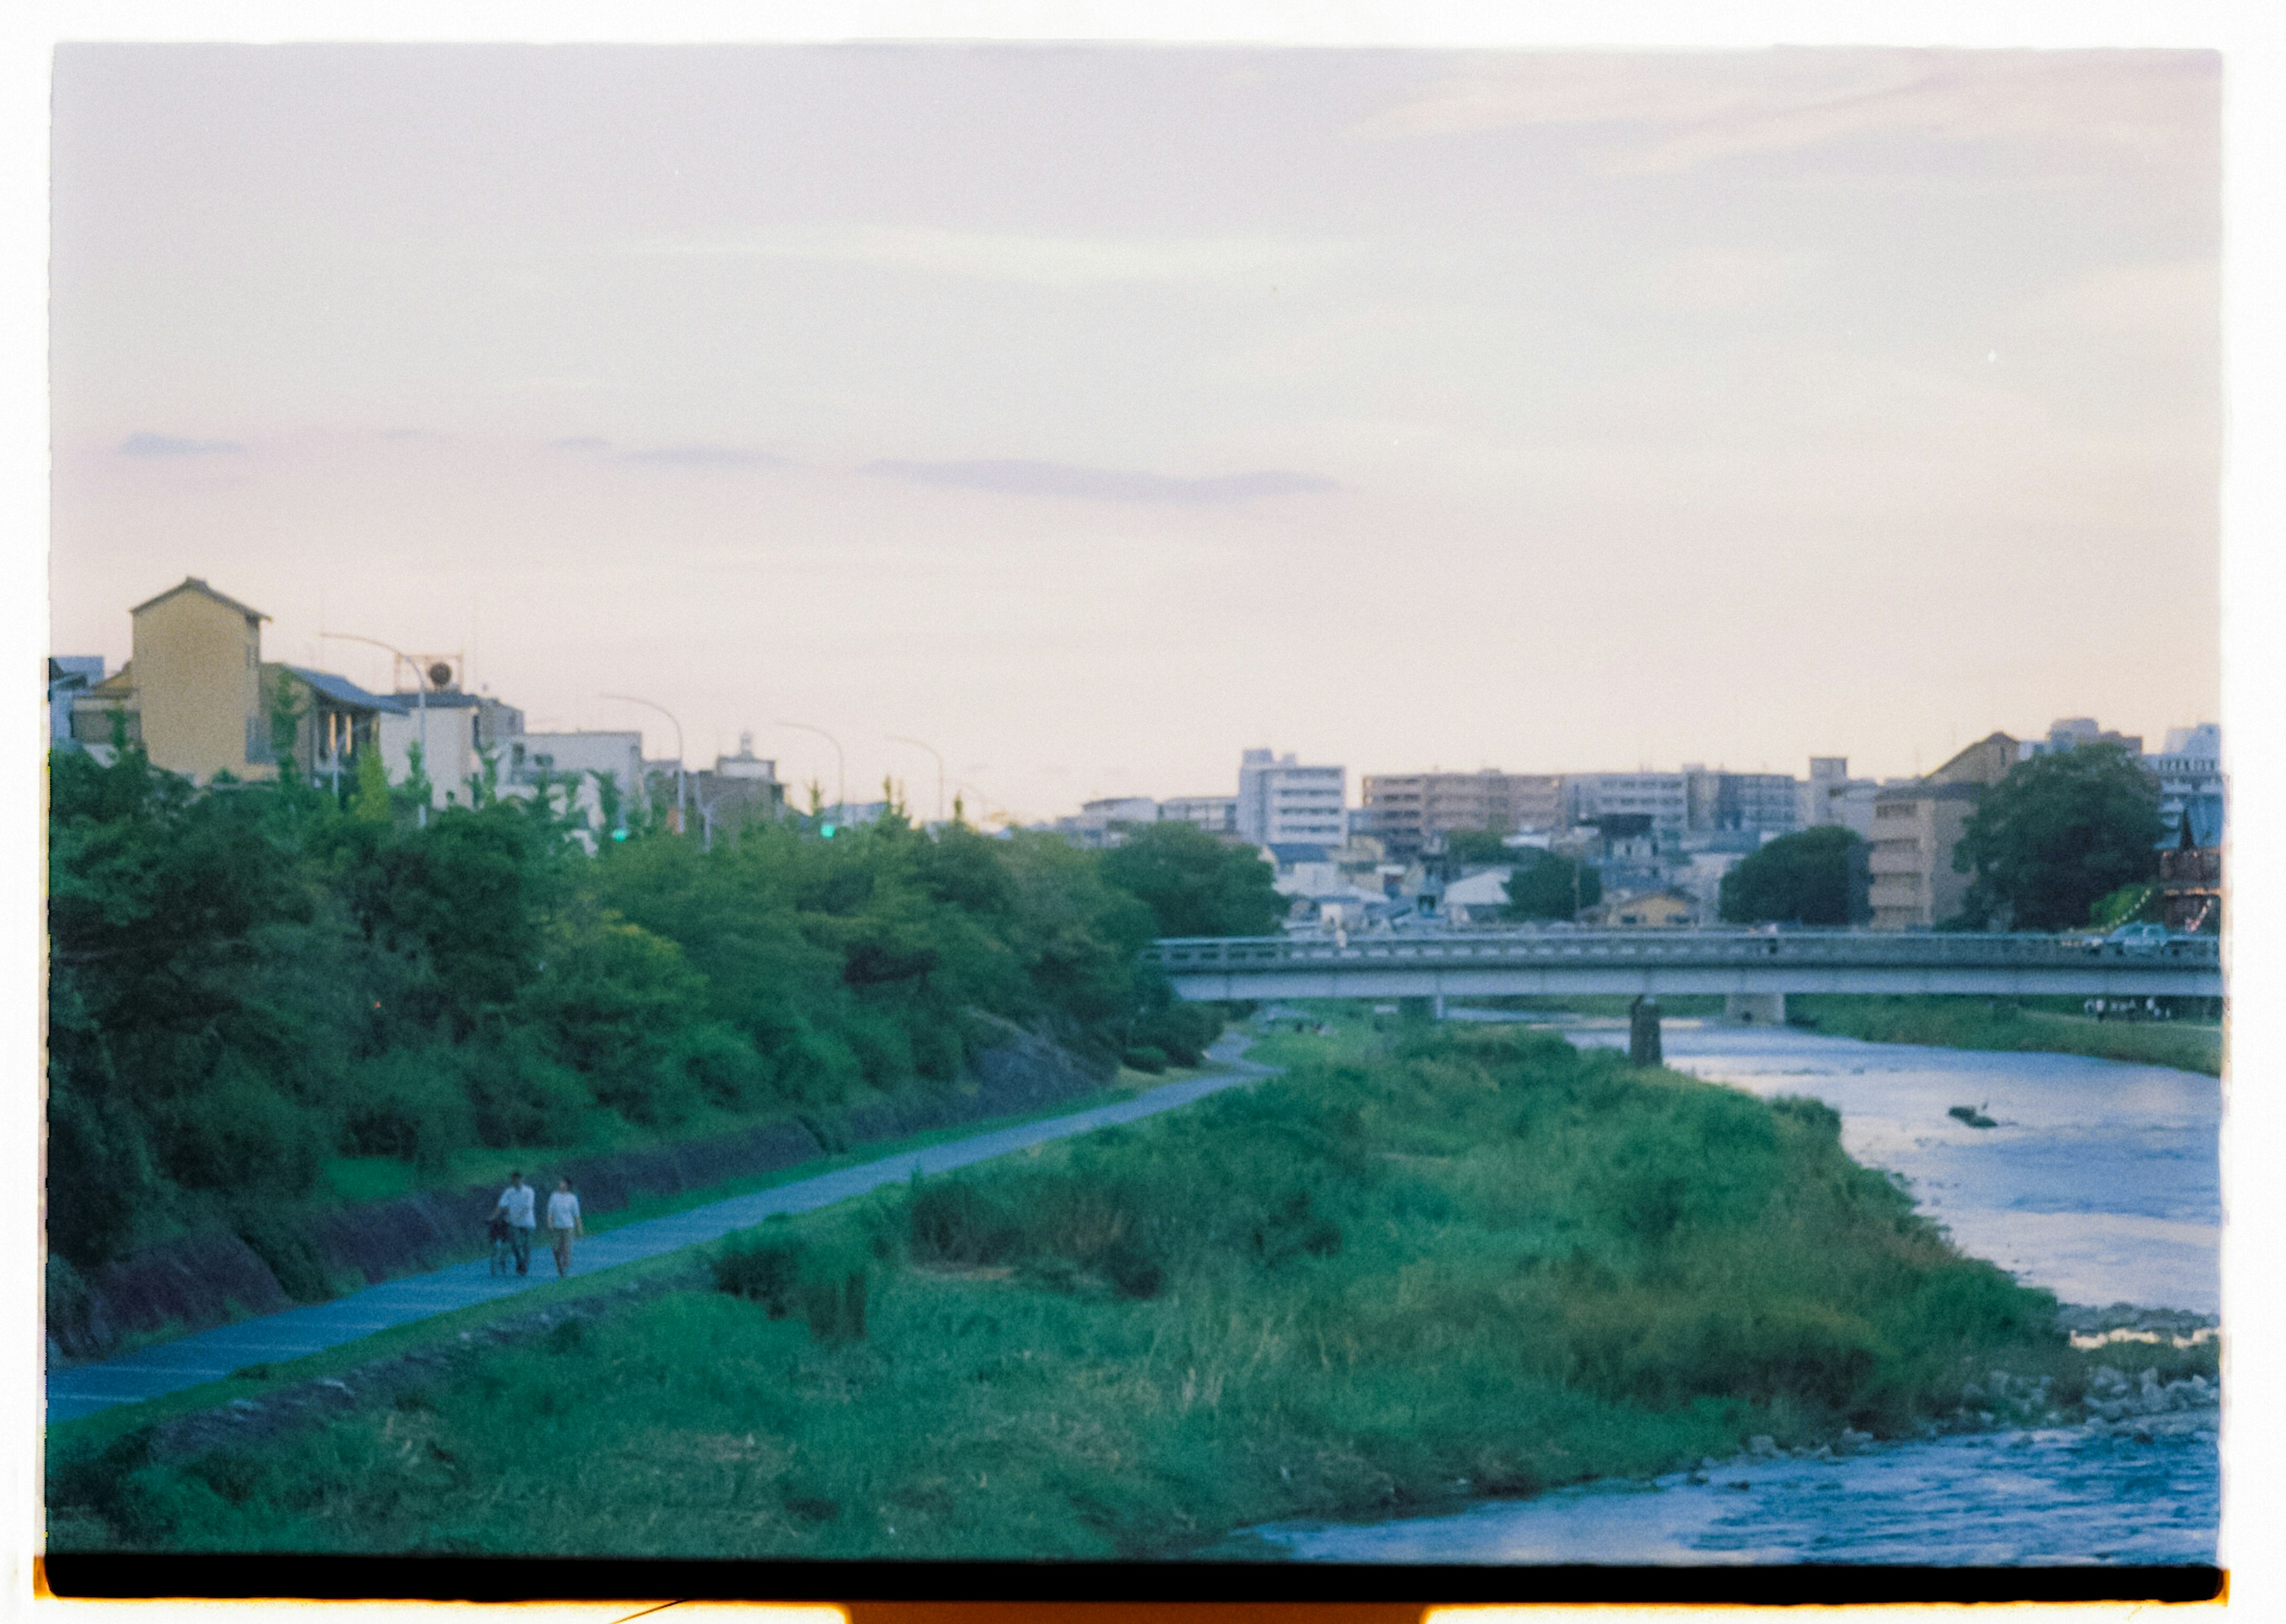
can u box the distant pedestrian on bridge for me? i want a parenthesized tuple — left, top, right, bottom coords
(548, 1178, 584, 1276)
(495, 1171, 536, 1276)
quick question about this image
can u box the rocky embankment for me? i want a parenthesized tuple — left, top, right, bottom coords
(46, 1015, 1115, 1366)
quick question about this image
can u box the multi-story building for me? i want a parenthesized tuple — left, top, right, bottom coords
(1236, 748, 1347, 846)
(501, 729, 647, 836)
(1867, 732, 2017, 929)
(47, 657, 105, 748)
(1801, 756, 1881, 838)
(1357, 769, 1565, 861)
(1157, 795, 1237, 836)
(70, 577, 277, 783)
(1564, 767, 1801, 842)
(2144, 723, 2223, 845)
(1682, 767, 1801, 837)
(2022, 717, 2144, 760)
(2159, 793, 2222, 935)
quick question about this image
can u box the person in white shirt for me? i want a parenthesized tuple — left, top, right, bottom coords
(546, 1178, 583, 1277)
(495, 1172, 538, 1276)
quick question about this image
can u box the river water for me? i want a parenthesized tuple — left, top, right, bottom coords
(1245, 1020, 2223, 1566)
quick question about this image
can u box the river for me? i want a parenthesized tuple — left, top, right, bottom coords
(1242, 1019, 2222, 1566)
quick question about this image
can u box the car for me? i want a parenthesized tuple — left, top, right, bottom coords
(2094, 922, 2174, 956)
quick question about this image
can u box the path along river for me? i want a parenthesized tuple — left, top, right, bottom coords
(1247, 1019, 2223, 1565)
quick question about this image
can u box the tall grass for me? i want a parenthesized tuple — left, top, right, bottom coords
(48, 1023, 2135, 1559)
(1791, 995, 2222, 1077)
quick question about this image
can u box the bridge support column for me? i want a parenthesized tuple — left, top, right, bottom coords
(1725, 992, 1787, 1026)
(1432, 994, 1446, 1021)
(1628, 997, 1662, 1067)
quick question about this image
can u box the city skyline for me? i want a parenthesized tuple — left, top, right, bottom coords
(49, 45, 2221, 822)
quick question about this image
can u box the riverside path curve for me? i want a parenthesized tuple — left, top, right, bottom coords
(1145, 929, 2223, 1005)
(45, 1033, 1280, 1427)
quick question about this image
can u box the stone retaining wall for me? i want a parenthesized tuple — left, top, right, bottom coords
(47, 1019, 1121, 1366)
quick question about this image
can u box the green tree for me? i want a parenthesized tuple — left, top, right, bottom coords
(1719, 826, 1862, 925)
(1954, 744, 2164, 930)
(1506, 851, 1600, 921)
(1442, 827, 1511, 865)
(1098, 821, 1283, 938)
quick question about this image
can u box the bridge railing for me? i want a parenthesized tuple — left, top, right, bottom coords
(1142, 929, 2221, 974)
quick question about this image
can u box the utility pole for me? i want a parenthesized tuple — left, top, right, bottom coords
(886, 735, 946, 824)
(321, 631, 432, 828)
(600, 693, 687, 833)
(779, 720, 845, 825)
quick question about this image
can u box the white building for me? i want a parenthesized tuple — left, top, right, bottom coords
(501, 729, 647, 836)
(2146, 724, 2223, 842)
(1566, 767, 1801, 842)
(1237, 748, 1347, 846)
(378, 701, 478, 810)
(1801, 756, 1881, 839)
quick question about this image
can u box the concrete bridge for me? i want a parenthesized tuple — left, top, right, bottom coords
(1144, 929, 2223, 1021)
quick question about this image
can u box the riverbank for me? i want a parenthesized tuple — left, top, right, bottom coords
(47, 1016, 2156, 1559)
(1786, 995, 2221, 1077)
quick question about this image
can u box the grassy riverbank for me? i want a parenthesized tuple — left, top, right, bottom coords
(48, 1022, 2109, 1559)
(1788, 995, 2222, 1077)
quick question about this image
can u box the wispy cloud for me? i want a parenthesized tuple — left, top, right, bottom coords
(626, 224, 1360, 289)
(551, 436, 613, 451)
(1361, 50, 2216, 176)
(864, 459, 1336, 505)
(623, 444, 784, 467)
(118, 431, 245, 457)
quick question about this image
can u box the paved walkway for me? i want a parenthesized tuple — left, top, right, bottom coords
(46, 1035, 1274, 1426)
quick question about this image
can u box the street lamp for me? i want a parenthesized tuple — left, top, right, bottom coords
(599, 693, 686, 833)
(885, 735, 946, 823)
(777, 720, 845, 825)
(321, 630, 434, 827)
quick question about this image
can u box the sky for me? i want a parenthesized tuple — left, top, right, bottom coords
(46, 43, 2222, 822)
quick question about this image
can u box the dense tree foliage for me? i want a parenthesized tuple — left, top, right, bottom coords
(1718, 826, 1863, 926)
(1441, 827, 1512, 866)
(45, 747, 1227, 1269)
(1953, 745, 2164, 930)
(1097, 822, 1282, 938)
(1504, 851, 1601, 921)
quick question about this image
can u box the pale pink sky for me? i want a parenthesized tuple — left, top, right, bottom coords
(48, 45, 2221, 820)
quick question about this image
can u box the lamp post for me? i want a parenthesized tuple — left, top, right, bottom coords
(778, 720, 845, 826)
(599, 693, 686, 833)
(885, 735, 946, 824)
(320, 630, 432, 827)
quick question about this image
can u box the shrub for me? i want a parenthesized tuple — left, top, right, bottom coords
(713, 1234, 805, 1317)
(1123, 1045, 1170, 1074)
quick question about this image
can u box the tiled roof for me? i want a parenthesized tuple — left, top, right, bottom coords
(276, 665, 407, 713)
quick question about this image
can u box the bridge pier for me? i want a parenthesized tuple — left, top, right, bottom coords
(1724, 992, 1787, 1026)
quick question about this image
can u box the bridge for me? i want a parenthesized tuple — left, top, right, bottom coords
(1144, 930, 2223, 1019)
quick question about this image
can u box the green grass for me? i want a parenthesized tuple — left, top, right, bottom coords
(48, 1021, 2159, 1560)
(46, 1063, 1210, 1445)
(1790, 995, 2222, 1077)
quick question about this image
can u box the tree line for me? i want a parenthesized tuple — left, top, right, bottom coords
(46, 744, 1282, 1271)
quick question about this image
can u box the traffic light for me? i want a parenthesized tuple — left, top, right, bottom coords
(820, 823, 838, 839)
(611, 827, 629, 842)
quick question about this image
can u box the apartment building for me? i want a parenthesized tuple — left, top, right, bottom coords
(1802, 756, 1881, 838)
(1358, 769, 1566, 861)
(1866, 733, 2017, 929)
(1565, 767, 1802, 842)
(1236, 748, 1347, 845)
(1158, 795, 1238, 836)
(2145, 723, 2223, 845)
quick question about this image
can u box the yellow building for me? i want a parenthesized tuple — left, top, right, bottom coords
(1589, 886, 1697, 928)
(1867, 732, 2018, 929)
(70, 578, 277, 784)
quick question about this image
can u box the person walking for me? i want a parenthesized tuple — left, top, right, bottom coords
(495, 1170, 537, 1276)
(547, 1178, 583, 1277)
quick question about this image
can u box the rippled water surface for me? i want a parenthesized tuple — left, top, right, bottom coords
(1250, 1021, 2222, 1566)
